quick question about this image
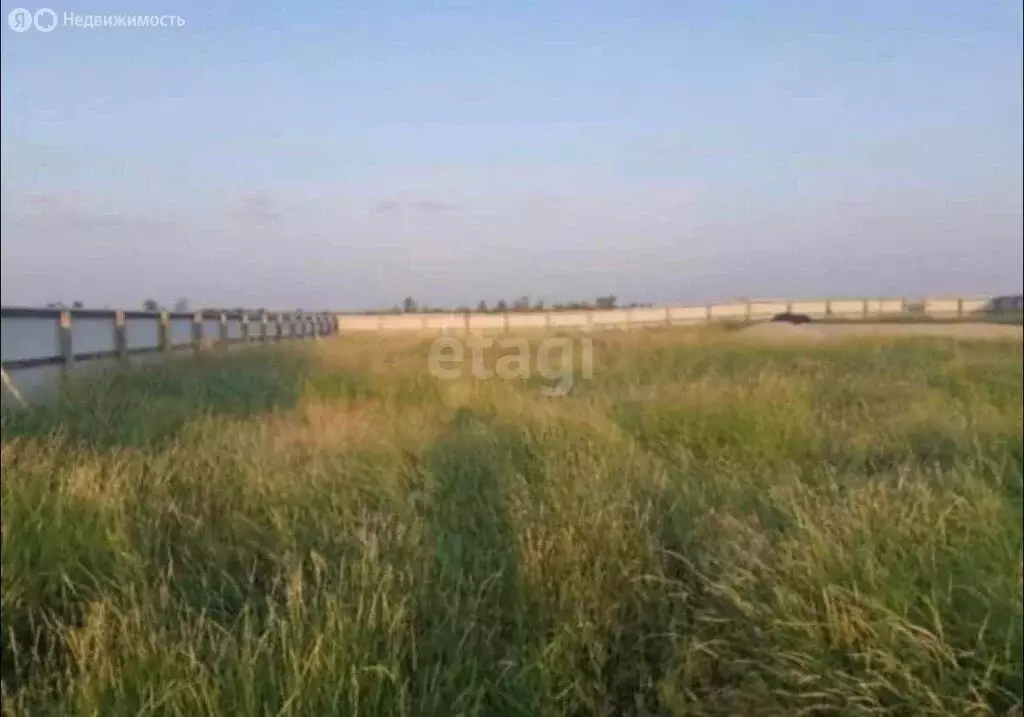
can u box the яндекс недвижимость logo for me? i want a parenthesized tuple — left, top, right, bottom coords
(7, 8, 184, 32)
(7, 8, 57, 32)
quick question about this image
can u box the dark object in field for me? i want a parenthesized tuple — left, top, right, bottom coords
(771, 312, 812, 324)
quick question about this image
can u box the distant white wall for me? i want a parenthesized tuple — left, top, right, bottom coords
(749, 302, 788, 319)
(829, 300, 865, 317)
(549, 311, 590, 329)
(789, 300, 829, 318)
(469, 313, 506, 331)
(926, 298, 961, 317)
(669, 305, 706, 324)
(338, 315, 382, 331)
(332, 295, 1013, 334)
(629, 307, 670, 326)
(712, 302, 749, 319)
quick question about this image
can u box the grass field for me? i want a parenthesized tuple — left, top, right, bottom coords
(2, 328, 1022, 716)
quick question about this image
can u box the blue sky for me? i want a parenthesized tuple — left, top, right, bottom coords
(2, 0, 1021, 310)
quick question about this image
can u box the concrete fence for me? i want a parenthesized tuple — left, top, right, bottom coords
(1, 307, 339, 405)
(2, 295, 1017, 405)
(1, 307, 339, 372)
(334, 295, 1013, 334)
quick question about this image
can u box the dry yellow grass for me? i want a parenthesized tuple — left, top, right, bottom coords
(2, 328, 1021, 716)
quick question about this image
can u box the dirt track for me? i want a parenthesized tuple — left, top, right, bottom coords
(734, 321, 1023, 342)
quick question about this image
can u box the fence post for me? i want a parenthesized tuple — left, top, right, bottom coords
(825, 299, 832, 317)
(114, 310, 128, 363)
(58, 310, 74, 373)
(862, 299, 868, 319)
(192, 312, 204, 352)
(745, 301, 752, 323)
(503, 312, 510, 334)
(274, 313, 283, 340)
(158, 310, 171, 353)
(240, 312, 250, 343)
(957, 298, 964, 318)
(665, 307, 672, 328)
(586, 310, 594, 333)
(545, 310, 552, 333)
(218, 312, 228, 345)
(260, 311, 268, 341)
(705, 303, 712, 324)
(463, 311, 471, 336)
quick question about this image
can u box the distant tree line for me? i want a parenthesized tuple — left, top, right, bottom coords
(140, 299, 284, 315)
(46, 298, 268, 314)
(45, 295, 652, 315)
(362, 295, 653, 315)
(46, 298, 194, 312)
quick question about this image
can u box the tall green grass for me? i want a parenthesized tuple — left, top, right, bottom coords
(2, 332, 1021, 716)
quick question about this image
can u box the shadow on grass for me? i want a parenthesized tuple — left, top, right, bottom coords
(408, 408, 539, 714)
(0, 347, 314, 450)
(406, 410, 694, 715)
